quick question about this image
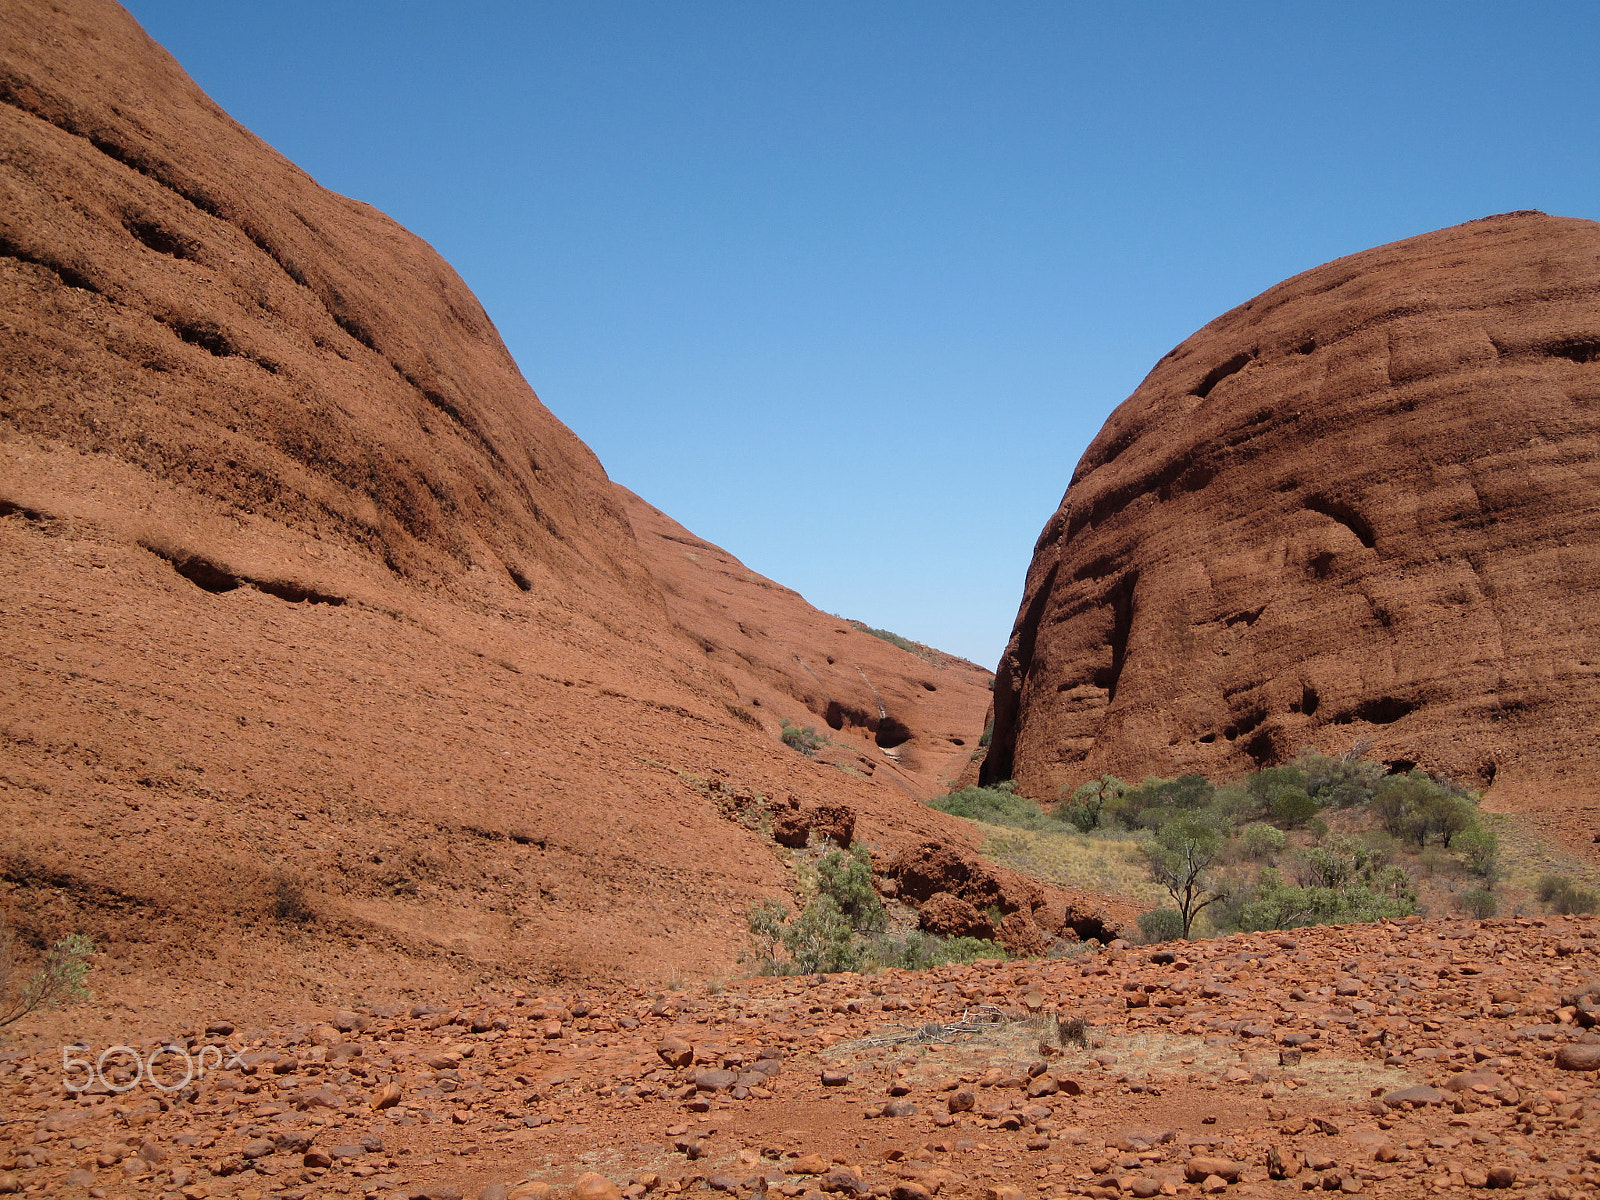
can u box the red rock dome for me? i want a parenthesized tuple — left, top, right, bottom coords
(986, 212, 1600, 860)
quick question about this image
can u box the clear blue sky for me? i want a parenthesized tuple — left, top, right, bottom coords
(122, 1, 1599, 668)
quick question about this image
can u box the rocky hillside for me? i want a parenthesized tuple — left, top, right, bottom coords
(0, 0, 1095, 1019)
(986, 213, 1600, 865)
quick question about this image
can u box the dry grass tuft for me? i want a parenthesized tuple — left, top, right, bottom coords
(976, 823, 1167, 905)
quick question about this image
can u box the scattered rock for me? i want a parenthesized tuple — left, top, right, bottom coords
(573, 1173, 621, 1200)
(1553, 1043, 1600, 1071)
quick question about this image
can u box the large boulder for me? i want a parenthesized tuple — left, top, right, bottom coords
(985, 212, 1600, 862)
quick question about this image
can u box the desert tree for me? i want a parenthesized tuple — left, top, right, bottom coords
(1141, 816, 1227, 939)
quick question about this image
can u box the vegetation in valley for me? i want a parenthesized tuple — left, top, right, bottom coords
(746, 844, 1006, 975)
(926, 745, 1545, 943)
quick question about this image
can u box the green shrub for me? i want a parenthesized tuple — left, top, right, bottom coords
(1137, 908, 1184, 944)
(779, 719, 827, 755)
(1293, 747, 1384, 809)
(1058, 775, 1126, 832)
(782, 895, 863, 974)
(0, 922, 94, 1028)
(866, 930, 1006, 970)
(1372, 771, 1478, 848)
(978, 717, 994, 748)
(1535, 874, 1600, 915)
(1270, 786, 1319, 827)
(1453, 827, 1499, 879)
(813, 846, 885, 932)
(1108, 774, 1214, 830)
(745, 846, 888, 975)
(1239, 823, 1287, 861)
(928, 783, 1043, 829)
(1217, 865, 1417, 933)
(1296, 834, 1373, 890)
(746, 898, 789, 967)
(1458, 888, 1498, 919)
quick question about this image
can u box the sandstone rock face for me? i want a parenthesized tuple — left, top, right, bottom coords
(0, 0, 1052, 1011)
(986, 212, 1600, 860)
(618, 487, 994, 797)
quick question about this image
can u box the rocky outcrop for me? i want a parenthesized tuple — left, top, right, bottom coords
(986, 212, 1600, 863)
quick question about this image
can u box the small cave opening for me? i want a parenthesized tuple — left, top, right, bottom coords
(171, 320, 235, 358)
(125, 217, 197, 260)
(1243, 728, 1278, 767)
(507, 566, 533, 592)
(1308, 552, 1335, 579)
(1305, 494, 1377, 550)
(1293, 337, 1317, 355)
(1385, 759, 1418, 775)
(874, 716, 913, 749)
(146, 546, 242, 594)
(1191, 350, 1255, 399)
(1300, 683, 1320, 716)
(823, 700, 846, 731)
(1544, 339, 1600, 364)
(1353, 696, 1416, 725)
(1197, 732, 1217, 744)
(1063, 913, 1118, 943)
(921, 681, 937, 692)
(949, 737, 965, 746)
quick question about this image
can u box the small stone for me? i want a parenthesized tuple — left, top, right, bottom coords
(788, 1155, 829, 1175)
(1486, 1165, 1516, 1188)
(1200, 1175, 1228, 1195)
(241, 1139, 276, 1159)
(371, 1080, 403, 1110)
(946, 1089, 975, 1113)
(1554, 1044, 1600, 1072)
(1382, 1085, 1444, 1107)
(1267, 1146, 1302, 1179)
(890, 1185, 932, 1200)
(65, 1170, 95, 1187)
(982, 1188, 1023, 1200)
(821, 1070, 851, 1087)
(574, 1173, 622, 1200)
(1185, 1157, 1241, 1184)
(881, 1098, 917, 1117)
(508, 1184, 552, 1200)
(303, 1150, 332, 1168)
(656, 1038, 694, 1069)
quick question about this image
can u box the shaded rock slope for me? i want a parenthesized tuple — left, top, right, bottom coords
(619, 488, 994, 801)
(0, 0, 1106, 1019)
(986, 213, 1600, 863)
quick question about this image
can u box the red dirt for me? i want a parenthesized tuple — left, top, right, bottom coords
(3, 915, 1598, 1200)
(986, 213, 1600, 865)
